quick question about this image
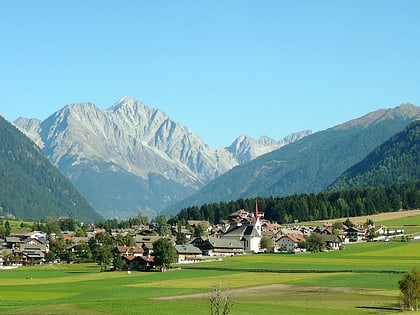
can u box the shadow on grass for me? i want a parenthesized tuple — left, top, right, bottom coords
(356, 305, 400, 312)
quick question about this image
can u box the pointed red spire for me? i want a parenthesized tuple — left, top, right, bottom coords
(254, 198, 259, 223)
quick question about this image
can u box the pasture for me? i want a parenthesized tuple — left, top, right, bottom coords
(1, 241, 419, 315)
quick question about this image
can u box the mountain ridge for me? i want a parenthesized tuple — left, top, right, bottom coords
(164, 103, 420, 214)
(14, 97, 309, 218)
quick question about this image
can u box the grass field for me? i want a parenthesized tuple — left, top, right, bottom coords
(1, 241, 420, 315)
(2, 211, 420, 314)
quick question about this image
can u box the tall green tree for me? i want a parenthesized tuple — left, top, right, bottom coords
(45, 217, 61, 235)
(305, 233, 325, 253)
(154, 215, 169, 236)
(152, 237, 176, 272)
(176, 232, 187, 245)
(260, 236, 273, 252)
(4, 221, 11, 237)
(95, 246, 112, 272)
(75, 243, 92, 262)
(194, 224, 206, 237)
(0, 223, 6, 239)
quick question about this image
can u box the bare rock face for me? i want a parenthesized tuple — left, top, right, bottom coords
(227, 130, 312, 164)
(15, 97, 310, 218)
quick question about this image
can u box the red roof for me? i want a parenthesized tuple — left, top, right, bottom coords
(116, 245, 144, 255)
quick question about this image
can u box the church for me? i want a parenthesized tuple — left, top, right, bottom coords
(221, 199, 262, 253)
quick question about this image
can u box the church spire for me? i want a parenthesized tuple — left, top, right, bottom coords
(254, 197, 261, 236)
(254, 198, 259, 223)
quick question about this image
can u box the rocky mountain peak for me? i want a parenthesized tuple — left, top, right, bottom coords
(334, 103, 420, 130)
(14, 97, 312, 218)
(227, 130, 313, 164)
(258, 135, 276, 146)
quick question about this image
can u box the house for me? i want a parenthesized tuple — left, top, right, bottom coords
(174, 244, 202, 263)
(134, 235, 163, 255)
(344, 226, 365, 242)
(20, 245, 45, 265)
(4, 233, 49, 265)
(261, 221, 282, 235)
(275, 233, 306, 253)
(313, 225, 333, 235)
(134, 235, 176, 256)
(191, 236, 244, 256)
(5, 236, 24, 250)
(135, 255, 154, 270)
(115, 245, 146, 269)
(228, 209, 252, 223)
(115, 245, 144, 258)
(324, 235, 342, 250)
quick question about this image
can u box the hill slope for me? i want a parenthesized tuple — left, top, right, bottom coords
(0, 115, 102, 222)
(329, 119, 420, 190)
(165, 104, 420, 214)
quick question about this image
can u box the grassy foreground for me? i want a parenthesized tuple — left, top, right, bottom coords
(1, 241, 420, 315)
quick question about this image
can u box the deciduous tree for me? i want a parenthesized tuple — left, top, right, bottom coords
(305, 233, 325, 253)
(399, 269, 420, 311)
(209, 284, 234, 315)
(260, 236, 273, 252)
(95, 246, 112, 272)
(154, 215, 169, 236)
(152, 237, 176, 272)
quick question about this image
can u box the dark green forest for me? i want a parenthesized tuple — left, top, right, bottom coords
(171, 181, 420, 225)
(330, 120, 420, 190)
(0, 116, 102, 222)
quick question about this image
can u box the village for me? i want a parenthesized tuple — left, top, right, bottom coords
(0, 202, 405, 269)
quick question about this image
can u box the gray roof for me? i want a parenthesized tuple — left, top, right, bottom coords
(324, 235, 342, 242)
(5, 236, 23, 243)
(224, 224, 260, 238)
(175, 244, 202, 254)
(205, 236, 244, 249)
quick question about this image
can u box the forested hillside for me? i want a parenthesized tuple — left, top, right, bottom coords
(329, 120, 420, 190)
(0, 116, 102, 222)
(172, 181, 420, 224)
(165, 104, 420, 215)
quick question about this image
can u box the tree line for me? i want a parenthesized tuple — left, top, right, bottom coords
(172, 181, 420, 225)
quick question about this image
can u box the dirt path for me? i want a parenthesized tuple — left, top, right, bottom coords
(151, 284, 369, 300)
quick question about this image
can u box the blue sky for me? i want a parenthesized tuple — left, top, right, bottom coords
(1, 1, 419, 147)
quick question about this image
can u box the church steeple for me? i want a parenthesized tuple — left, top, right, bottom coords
(254, 198, 261, 235)
(254, 198, 259, 223)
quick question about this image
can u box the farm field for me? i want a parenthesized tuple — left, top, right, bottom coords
(308, 209, 420, 229)
(1, 241, 420, 315)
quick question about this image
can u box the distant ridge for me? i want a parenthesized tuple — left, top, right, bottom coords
(0, 115, 102, 222)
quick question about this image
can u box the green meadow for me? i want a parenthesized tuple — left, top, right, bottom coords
(1, 241, 420, 315)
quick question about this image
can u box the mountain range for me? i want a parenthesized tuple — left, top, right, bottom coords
(14, 97, 310, 219)
(173, 120, 420, 225)
(0, 115, 102, 222)
(164, 103, 420, 215)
